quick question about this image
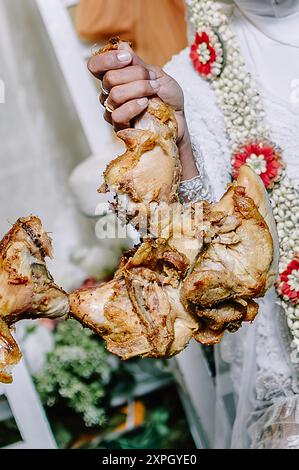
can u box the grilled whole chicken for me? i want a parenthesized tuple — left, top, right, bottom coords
(69, 38, 277, 358)
(0, 217, 69, 383)
(71, 166, 277, 355)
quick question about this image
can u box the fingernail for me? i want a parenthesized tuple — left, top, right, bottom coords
(117, 51, 131, 62)
(137, 97, 148, 107)
(149, 70, 156, 80)
(150, 80, 159, 91)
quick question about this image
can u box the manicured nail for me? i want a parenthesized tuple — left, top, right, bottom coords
(149, 70, 157, 80)
(150, 80, 159, 90)
(117, 51, 131, 62)
(137, 97, 148, 107)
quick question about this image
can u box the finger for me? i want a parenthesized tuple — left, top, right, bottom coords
(108, 80, 160, 109)
(99, 93, 107, 107)
(99, 78, 159, 109)
(118, 42, 147, 68)
(111, 98, 149, 131)
(88, 49, 132, 79)
(102, 65, 152, 92)
(118, 42, 166, 80)
(118, 42, 160, 80)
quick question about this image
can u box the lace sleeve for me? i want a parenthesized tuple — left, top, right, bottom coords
(179, 142, 213, 203)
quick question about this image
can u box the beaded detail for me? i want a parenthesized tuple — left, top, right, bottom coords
(179, 175, 211, 203)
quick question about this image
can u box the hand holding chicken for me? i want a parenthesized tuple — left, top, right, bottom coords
(69, 39, 277, 359)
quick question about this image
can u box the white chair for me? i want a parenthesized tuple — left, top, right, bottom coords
(0, 360, 56, 449)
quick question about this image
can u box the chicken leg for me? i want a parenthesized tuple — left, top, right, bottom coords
(0, 216, 69, 383)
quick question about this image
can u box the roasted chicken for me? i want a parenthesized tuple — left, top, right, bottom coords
(0, 216, 69, 383)
(70, 165, 277, 356)
(181, 177, 275, 343)
(69, 36, 277, 360)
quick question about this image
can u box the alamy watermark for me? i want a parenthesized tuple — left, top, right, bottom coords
(94, 201, 206, 241)
(0, 80, 5, 104)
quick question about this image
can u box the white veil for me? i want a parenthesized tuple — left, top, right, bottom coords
(233, 0, 299, 17)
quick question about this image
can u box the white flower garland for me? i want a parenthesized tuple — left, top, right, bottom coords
(188, 0, 299, 362)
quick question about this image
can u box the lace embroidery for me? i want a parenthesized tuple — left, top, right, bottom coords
(249, 396, 299, 449)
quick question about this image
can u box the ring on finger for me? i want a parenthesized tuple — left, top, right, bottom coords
(104, 98, 114, 114)
(100, 81, 110, 96)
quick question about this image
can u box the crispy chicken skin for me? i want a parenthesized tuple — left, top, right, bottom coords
(181, 184, 273, 307)
(0, 216, 69, 383)
(69, 39, 277, 359)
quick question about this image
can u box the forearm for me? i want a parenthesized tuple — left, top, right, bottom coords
(177, 123, 199, 181)
(177, 118, 213, 204)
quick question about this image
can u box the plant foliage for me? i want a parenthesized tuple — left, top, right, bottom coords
(34, 319, 117, 427)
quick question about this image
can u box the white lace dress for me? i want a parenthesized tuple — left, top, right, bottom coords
(164, 12, 299, 449)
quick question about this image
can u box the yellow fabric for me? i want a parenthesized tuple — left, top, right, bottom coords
(76, 0, 188, 66)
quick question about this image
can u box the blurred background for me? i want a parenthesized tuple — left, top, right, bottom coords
(0, 0, 217, 450)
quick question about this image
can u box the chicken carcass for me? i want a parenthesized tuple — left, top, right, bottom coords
(0, 216, 69, 383)
(69, 38, 277, 359)
(70, 165, 277, 357)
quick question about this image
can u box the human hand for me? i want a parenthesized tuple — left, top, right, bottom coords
(88, 42, 198, 180)
(87, 42, 187, 142)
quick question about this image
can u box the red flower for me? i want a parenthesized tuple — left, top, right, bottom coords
(232, 140, 284, 189)
(190, 30, 221, 79)
(276, 257, 299, 305)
